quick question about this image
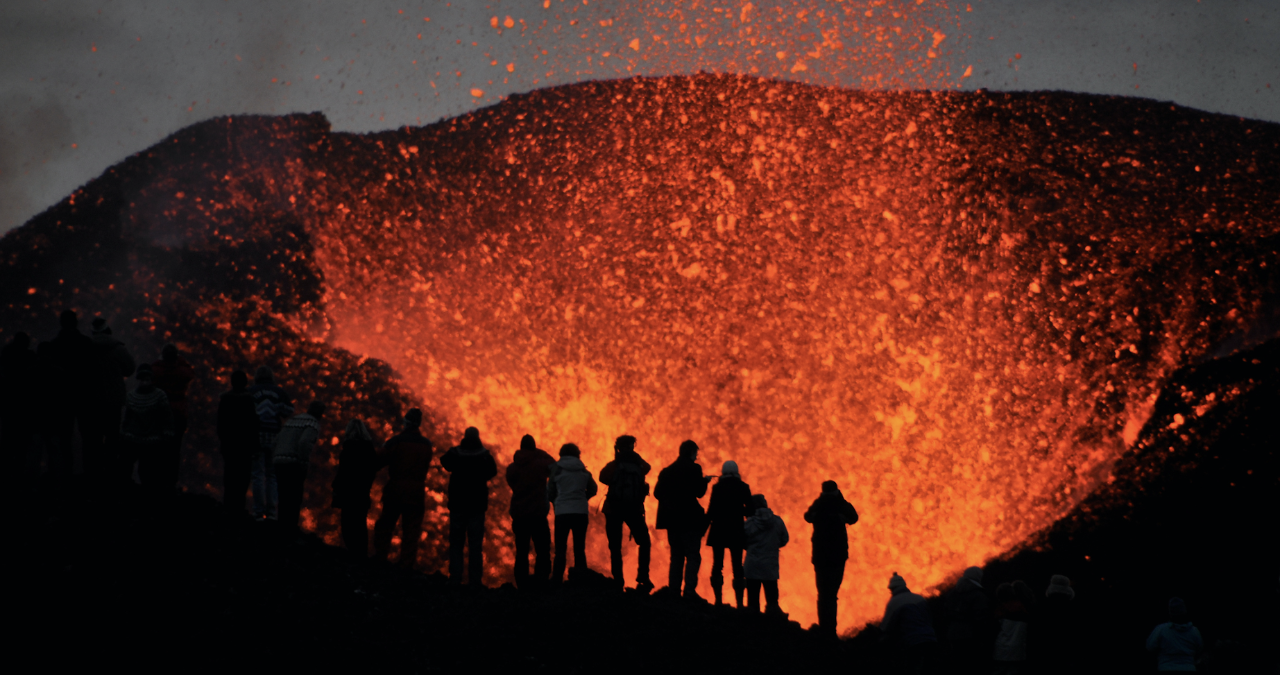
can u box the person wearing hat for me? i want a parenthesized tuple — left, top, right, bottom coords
(705, 460, 754, 607)
(120, 363, 174, 493)
(943, 567, 992, 674)
(372, 409, 433, 566)
(547, 442, 598, 582)
(654, 439, 712, 599)
(744, 493, 790, 615)
(804, 479, 860, 636)
(1146, 597, 1203, 671)
(881, 572, 938, 672)
(1037, 574, 1078, 675)
(505, 433, 556, 588)
(441, 426, 498, 585)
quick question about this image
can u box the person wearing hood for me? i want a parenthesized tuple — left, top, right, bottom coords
(881, 572, 938, 673)
(273, 401, 325, 534)
(1036, 574, 1078, 675)
(373, 409, 434, 567)
(120, 363, 174, 493)
(38, 310, 95, 477)
(332, 417, 380, 557)
(804, 479, 860, 635)
(548, 442, 598, 582)
(248, 366, 293, 521)
(82, 317, 135, 478)
(1146, 597, 1203, 672)
(441, 426, 498, 585)
(599, 434, 654, 592)
(216, 370, 259, 516)
(943, 566, 992, 674)
(705, 460, 753, 607)
(150, 344, 195, 493)
(743, 494, 789, 615)
(654, 439, 711, 599)
(506, 433, 556, 588)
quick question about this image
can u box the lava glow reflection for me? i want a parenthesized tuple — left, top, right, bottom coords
(301, 76, 1275, 631)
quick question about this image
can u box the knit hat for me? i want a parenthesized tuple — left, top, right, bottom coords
(1168, 597, 1188, 622)
(888, 573, 907, 592)
(559, 443, 581, 458)
(751, 494, 768, 509)
(520, 434, 536, 450)
(962, 566, 984, 585)
(1046, 574, 1075, 600)
(722, 460, 739, 476)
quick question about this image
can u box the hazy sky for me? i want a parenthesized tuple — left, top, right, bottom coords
(1, 0, 1276, 234)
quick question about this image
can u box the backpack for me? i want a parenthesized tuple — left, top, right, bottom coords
(610, 460, 650, 506)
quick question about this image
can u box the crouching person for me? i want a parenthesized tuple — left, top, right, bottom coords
(743, 494, 788, 616)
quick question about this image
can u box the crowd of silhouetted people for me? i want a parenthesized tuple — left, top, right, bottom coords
(0, 310, 1207, 673)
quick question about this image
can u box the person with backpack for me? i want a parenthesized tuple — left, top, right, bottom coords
(248, 366, 292, 521)
(216, 370, 259, 517)
(654, 439, 710, 599)
(505, 434, 556, 588)
(548, 442, 597, 583)
(332, 418, 380, 557)
(373, 409, 434, 568)
(705, 460, 753, 607)
(1146, 597, 1203, 672)
(441, 426, 497, 585)
(598, 434, 654, 592)
(743, 493, 789, 615)
(273, 401, 325, 534)
(804, 479, 860, 636)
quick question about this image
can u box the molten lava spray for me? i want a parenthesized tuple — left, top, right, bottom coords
(294, 77, 1277, 631)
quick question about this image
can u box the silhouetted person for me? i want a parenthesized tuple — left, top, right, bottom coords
(216, 370, 258, 516)
(1146, 597, 1203, 672)
(804, 479, 859, 635)
(82, 317, 135, 478)
(881, 572, 938, 674)
(1037, 574, 1078, 675)
(373, 410, 433, 568)
(599, 434, 653, 592)
(705, 460, 752, 607)
(654, 439, 710, 599)
(743, 493, 789, 615)
(505, 433, 555, 588)
(992, 581, 1035, 674)
(150, 344, 194, 492)
(441, 426, 497, 585)
(248, 366, 292, 520)
(121, 364, 174, 494)
(37, 310, 94, 477)
(1, 332, 40, 487)
(943, 566, 992, 674)
(273, 401, 325, 534)
(548, 442, 597, 583)
(333, 418, 380, 558)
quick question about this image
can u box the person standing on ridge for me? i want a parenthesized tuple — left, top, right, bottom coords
(216, 370, 259, 517)
(1146, 597, 1203, 672)
(548, 442, 598, 583)
(743, 493, 789, 615)
(804, 479, 860, 636)
(273, 401, 325, 534)
(248, 366, 292, 520)
(83, 317, 135, 478)
(38, 310, 94, 477)
(333, 418, 381, 558)
(120, 363, 174, 494)
(373, 409, 434, 567)
(149, 344, 194, 493)
(599, 434, 654, 593)
(705, 460, 753, 607)
(881, 572, 939, 674)
(654, 439, 711, 600)
(1037, 574, 1079, 675)
(943, 566, 992, 674)
(505, 433, 555, 589)
(441, 426, 497, 585)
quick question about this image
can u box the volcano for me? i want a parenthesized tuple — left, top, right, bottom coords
(2, 74, 1277, 632)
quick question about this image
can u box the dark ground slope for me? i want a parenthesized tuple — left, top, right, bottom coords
(13, 338, 1275, 673)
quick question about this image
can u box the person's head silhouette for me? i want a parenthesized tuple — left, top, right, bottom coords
(230, 370, 248, 391)
(679, 439, 699, 461)
(59, 309, 78, 331)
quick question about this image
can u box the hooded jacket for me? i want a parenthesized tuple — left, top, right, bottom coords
(377, 427, 433, 507)
(803, 487, 859, 562)
(441, 437, 498, 513)
(506, 442, 556, 519)
(705, 474, 753, 549)
(743, 506, 789, 580)
(547, 456, 598, 515)
(1146, 622, 1203, 672)
(272, 413, 321, 466)
(599, 449, 652, 517)
(883, 586, 938, 647)
(654, 455, 707, 530)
